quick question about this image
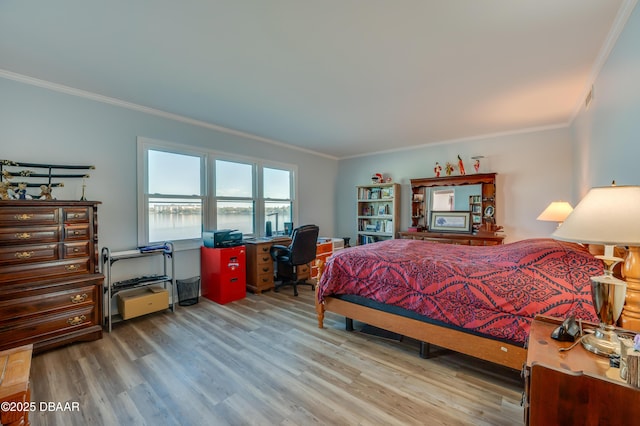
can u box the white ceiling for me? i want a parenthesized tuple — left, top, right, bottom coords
(0, 0, 632, 159)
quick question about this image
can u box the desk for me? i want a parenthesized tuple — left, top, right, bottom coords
(0, 344, 33, 426)
(244, 237, 316, 294)
(244, 238, 289, 294)
(524, 316, 640, 425)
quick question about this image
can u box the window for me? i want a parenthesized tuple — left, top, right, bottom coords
(263, 167, 292, 235)
(138, 138, 297, 248)
(215, 159, 254, 235)
(139, 146, 205, 245)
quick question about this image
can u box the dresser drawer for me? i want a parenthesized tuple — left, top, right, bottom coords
(316, 241, 333, 255)
(0, 284, 97, 321)
(256, 272, 274, 288)
(0, 304, 98, 350)
(0, 226, 60, 245)
(63, 207, 91, 223)
(255, 261, 273, 276)
(0, 243, 58, 265)
(64, 241, 90, 258)
(257, 243, 272, 255)
(0, 207, 59, 226)
(256, 252, 273, 266)
(0, 258, 90, 283)
(64, 224, 90, 240)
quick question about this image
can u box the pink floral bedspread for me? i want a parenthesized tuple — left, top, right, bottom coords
(318, 238, 602, 344)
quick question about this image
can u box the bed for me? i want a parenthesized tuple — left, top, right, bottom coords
(315, 238, 603, 369)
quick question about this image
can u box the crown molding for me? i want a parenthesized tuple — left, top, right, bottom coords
(0, 69, 338, 161)
(340, 122, 569, 160)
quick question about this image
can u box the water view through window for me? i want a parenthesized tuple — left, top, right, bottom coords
(149, 200, 260, 241)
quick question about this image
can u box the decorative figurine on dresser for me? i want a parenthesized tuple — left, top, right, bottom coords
(0, 160, 102, 353)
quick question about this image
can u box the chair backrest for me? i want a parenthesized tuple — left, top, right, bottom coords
(288, 225, 320, 266)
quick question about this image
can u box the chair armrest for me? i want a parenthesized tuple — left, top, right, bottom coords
(270, 244, 291, 260)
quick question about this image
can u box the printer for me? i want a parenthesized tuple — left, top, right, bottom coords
(203, 229, 244, 248)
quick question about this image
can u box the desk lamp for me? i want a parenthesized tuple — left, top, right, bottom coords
(537, 201, 573, 229)
(553, 184, 640, 356)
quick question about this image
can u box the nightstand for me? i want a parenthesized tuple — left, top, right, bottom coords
(524, 315, 640, 425)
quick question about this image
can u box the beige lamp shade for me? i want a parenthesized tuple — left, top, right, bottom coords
(552, 186, 640, 246)
(537, 201, 573, 223)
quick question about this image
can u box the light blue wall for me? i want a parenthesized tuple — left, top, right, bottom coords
(0, 77, 337, 279)
(571, 4, 640, 197)
(336, 127, 575, 243)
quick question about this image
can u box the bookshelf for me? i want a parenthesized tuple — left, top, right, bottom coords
(356, 183, 400, 245)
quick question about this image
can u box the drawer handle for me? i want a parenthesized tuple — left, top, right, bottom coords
(70, 293, 88, 304)
(67, 315, 86, 326)
(73, 248, 80, 253)
(261, 277, 270, 283)
(261, 267, 270, 272)
(65, 264, 79, 271)
(14, 213, 33, 221)
(73, 230, 81, 235)
(16, 232, 32, 240)
(261, 247, 269, 252)
(261, 256, 270, 262)
(72, 213, 81, 218)
(15, 251, 34, 259)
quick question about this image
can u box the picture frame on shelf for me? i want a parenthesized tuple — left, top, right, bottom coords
(429, 211, 472, 233)
(484, 205, 495, 218)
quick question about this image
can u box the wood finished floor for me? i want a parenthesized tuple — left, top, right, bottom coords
(30, 288, 524, 426)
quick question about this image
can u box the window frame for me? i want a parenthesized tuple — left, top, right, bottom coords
(137, 137, 298, 250)
(137, 138, 208, 248)
(262, 165, 295, 235)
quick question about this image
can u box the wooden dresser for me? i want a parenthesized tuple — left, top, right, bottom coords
(0, 200, 103, 353)
(398, 231, 504, 246)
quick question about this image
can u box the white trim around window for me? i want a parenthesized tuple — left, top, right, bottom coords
(137, 137, 298, 251)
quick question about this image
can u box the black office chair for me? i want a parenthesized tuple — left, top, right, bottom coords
(270, 224, 319, 296)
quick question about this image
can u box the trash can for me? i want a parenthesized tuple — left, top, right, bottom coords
(176, 276, 200, 306)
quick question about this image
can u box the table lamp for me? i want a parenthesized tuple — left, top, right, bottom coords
(552, 184, 640, 356)
(537, 201, 573, 229)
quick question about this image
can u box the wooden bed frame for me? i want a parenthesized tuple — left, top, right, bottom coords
(314, 285, 527, 370)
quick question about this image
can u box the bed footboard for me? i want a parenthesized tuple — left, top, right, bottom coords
(321, 295, 527, 370)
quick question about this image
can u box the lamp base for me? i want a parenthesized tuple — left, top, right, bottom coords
(581, 326, 620, 357)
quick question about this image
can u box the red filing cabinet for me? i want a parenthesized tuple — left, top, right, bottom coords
(201, 246, 246, 304)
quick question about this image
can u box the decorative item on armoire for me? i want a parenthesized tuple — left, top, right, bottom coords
(434, 162, 442, 177)
(457, 155, 466, 175)
(445, 162, 454, 176)
(472, 155, 484, 173)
